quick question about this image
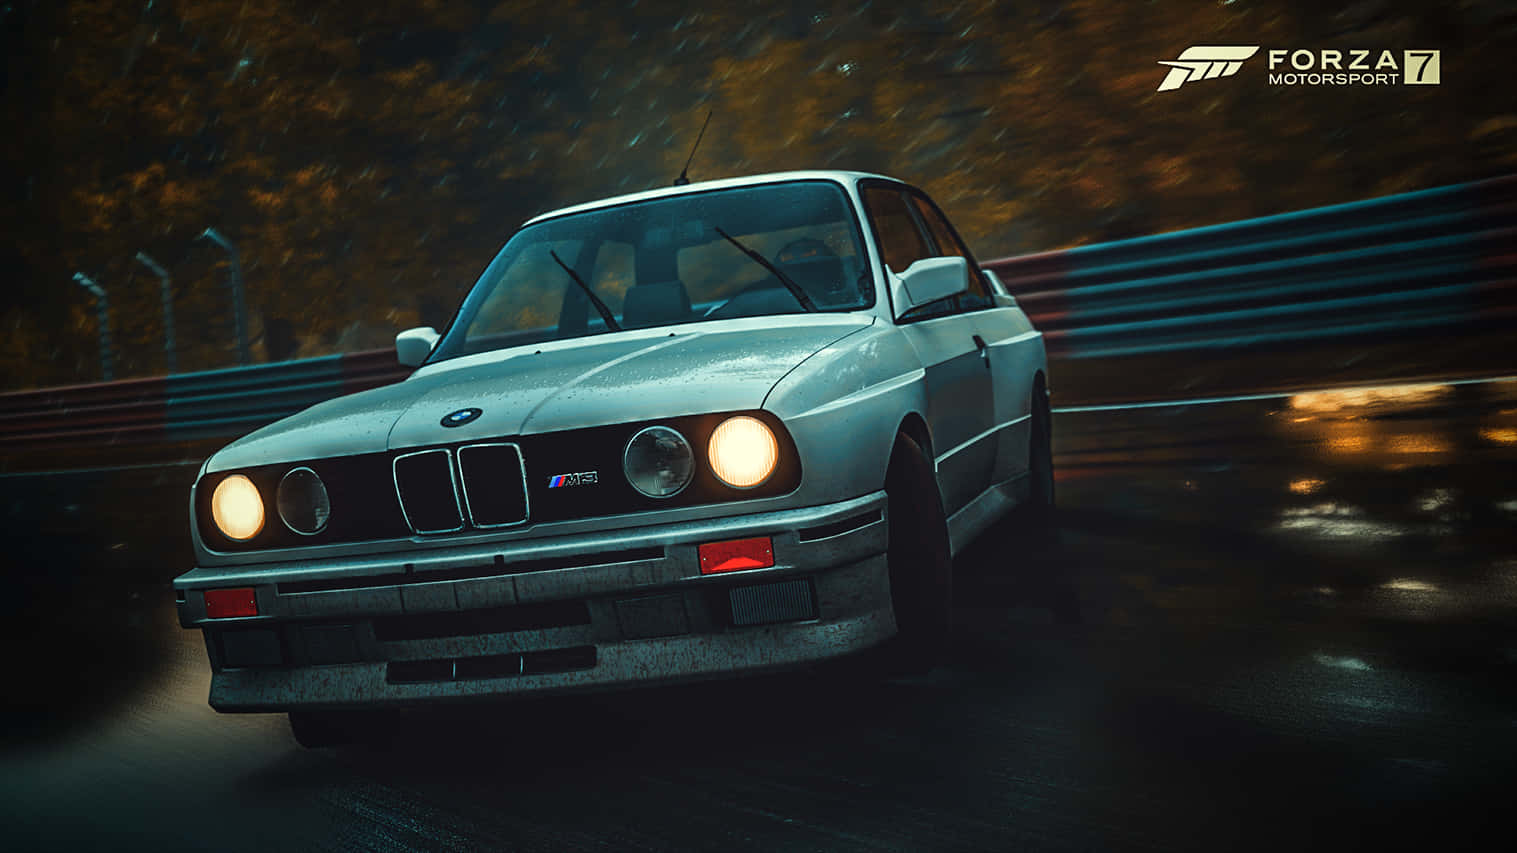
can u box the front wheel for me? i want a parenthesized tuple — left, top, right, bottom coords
(882, 432, 954, 672)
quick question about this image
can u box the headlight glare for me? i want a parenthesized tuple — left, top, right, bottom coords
(277, 467, 331, 535)
(707, 416, 779, 489)
(623, 426, 695, 498)
(211, 474, 265, 541)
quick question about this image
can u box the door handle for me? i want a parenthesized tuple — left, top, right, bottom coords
(972, 334, 990, 368)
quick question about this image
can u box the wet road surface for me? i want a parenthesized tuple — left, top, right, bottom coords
(3, 377, 1515, 851)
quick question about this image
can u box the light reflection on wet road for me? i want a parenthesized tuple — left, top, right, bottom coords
(3, 379, 1514, 851)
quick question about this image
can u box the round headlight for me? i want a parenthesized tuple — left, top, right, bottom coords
(277, 467, 331, 535)
(708, 416, 779, 489)
(211, 474, 265, 541)
(623, 426, 695, 498)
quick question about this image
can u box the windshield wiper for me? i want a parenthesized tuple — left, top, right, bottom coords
(549, 249, 621, 332)
(713, 226, 817, 312)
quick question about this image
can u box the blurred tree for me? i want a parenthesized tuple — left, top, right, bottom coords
(1, 0, 1512, 389)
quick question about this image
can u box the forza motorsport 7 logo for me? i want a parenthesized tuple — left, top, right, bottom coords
(1156, 45, 1441, 91)
(1156, 45, 1259, 91)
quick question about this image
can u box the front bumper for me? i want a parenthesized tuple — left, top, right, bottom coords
(173, 491, 893, 711)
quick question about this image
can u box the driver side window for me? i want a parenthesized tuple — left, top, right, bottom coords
(910, 193, 993, 311)
(863, 184, 958, 321)
(861, 186, 931, 275)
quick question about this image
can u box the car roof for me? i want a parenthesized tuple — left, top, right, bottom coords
(522, 170, 901, 226)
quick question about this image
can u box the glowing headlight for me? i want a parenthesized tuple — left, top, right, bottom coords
(211, 474, 265, 541)
(277, 467, 331, 535)
(707, 416, 779, 489)
(623, 426, 695, 498)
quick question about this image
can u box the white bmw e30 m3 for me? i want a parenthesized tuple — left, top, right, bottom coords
(173, 170, 1053, 747)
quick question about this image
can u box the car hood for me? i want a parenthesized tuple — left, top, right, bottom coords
(208, 316, 874, 471)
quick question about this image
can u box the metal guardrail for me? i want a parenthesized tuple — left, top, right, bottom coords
(2, 175, 1513, 450)
(981, 174, 1516, 358)
(0, 350, 407, 450)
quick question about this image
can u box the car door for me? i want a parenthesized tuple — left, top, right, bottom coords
(860, 182, 994, 516)
(907, 190, 1040, 487)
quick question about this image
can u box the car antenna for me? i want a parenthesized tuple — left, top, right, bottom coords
(673, 110, 713, 186)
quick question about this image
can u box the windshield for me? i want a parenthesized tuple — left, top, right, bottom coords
(428, 180, 872, 363)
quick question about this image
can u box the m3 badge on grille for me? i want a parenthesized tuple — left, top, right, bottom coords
(548, 471, 598, 488)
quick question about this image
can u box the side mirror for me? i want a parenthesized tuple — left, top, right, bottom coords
(396, 326, 440, 367)
(890, 256, 970, 319)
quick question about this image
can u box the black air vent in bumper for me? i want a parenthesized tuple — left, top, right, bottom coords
(387, 646, 597, 684)
(373, 601, 592, 642)
(729, 579, 816, 626)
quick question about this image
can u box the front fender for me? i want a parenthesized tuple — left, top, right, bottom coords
(764, 324, 931, 506)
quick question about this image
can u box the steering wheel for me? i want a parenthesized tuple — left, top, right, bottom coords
(775, 238, 850, 303)
(774, 237, 834, 264)
(704, 237, 847, 319)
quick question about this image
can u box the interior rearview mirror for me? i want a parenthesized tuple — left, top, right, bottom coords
(890, 256, 970, 319)
(396, 326, 440, 367)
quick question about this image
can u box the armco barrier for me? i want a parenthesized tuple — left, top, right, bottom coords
(0, 351, 409, 450)
(982, 173, 1517, 358)
(0, 374, 170, 448)
(2, 175, 1513, 450)
(159, 350, 407, 441)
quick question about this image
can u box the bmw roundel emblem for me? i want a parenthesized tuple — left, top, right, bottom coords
(440, 407, 483, 427)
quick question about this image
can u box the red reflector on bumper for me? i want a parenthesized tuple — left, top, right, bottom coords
(698, 537, 775, 574)
(205, 587, 258, 619)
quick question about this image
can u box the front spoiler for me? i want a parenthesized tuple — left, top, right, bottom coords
(175, 491, 895, 711)
(208, 585, 894, 711)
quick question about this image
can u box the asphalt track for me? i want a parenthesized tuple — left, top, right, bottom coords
(2, 377, 1515, 851)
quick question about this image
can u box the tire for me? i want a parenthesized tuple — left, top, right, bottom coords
(882, 432, 954, 673)
(289, 710, 373, 749)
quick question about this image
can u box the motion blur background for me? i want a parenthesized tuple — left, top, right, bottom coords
(3, 6, 1516, 850)
(2, 0, 1514, 389)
